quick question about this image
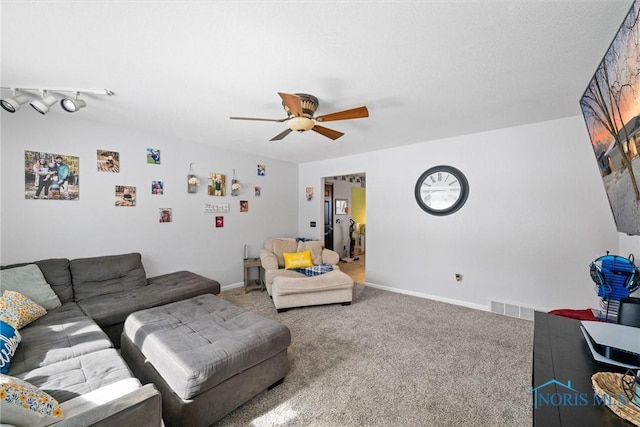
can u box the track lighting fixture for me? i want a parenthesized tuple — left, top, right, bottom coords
(0, 87, 113, 115)
(30, 91, 58, 115)
(0, 89, 30, 113)
(60, 92, 86, 113)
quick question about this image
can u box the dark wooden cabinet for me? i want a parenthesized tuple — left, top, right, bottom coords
(533, 311, 632, 426)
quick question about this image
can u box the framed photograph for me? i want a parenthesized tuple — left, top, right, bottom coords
(97, 150, 119, 172)
(255, 186, 261, 197)
(240, 200, 248, 212)
(215, 216, 224, 228)
(25, 151, 79, 200)
(152, 181, 164, 195)
(147, 148, 161, 164)
(257, 164, 266, 176)
(306, 187, 313, 201)
(115, 185, 136, 206)
(159, 208, 172, 222)
(208, 173, 226, 196)
(335, 199, 348, 215)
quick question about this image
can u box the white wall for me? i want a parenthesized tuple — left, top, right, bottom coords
(0, 112, 299, 285)
(299, 116, 623, 312)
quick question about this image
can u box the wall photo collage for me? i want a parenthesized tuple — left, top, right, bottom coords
(24, 148, 268, 229)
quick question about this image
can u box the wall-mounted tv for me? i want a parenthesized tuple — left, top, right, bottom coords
(580, 0, 640, 235)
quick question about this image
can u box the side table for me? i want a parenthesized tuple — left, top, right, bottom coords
(243, 257, 264, 293)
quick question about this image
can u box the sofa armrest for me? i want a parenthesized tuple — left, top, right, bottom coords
(322, 249, 340, 265)
(54, 381, 161, 427)
(260, 249, 279, 271)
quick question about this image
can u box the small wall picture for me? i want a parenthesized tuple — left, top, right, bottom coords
(115, 185, 136, 206)
(25, 151, 79, 200)
(306, 187, 313, 201)
(240, 200, 248, 212)
(215, 216, 224, 228)
(257, 164, 266, 176)
(159, 208, 172, 222)
(254, 186, 261, 197)
(152, 181, 164, 195)
(147, 148, 161, 164)
(208, 173, 226, 196)
(97, 150, 119, 172)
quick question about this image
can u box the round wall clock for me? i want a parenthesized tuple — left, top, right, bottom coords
(414, 165, 469, 216)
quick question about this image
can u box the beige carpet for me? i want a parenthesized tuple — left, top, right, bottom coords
(215, 284, 533, 426)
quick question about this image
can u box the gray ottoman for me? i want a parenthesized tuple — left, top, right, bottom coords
(120, 294, 291, 427)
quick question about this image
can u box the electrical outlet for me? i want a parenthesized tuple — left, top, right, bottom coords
(455, 274, 463, 282)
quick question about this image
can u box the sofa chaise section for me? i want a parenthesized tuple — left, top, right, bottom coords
(68, 253, 221, 346)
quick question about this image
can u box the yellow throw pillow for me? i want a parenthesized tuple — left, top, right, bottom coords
(283, 250, 314, 270)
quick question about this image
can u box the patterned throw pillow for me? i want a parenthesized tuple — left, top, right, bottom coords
(0, 374, 63, 426)
(283, 250, 314, 270)
(0, 321, 21, 374)
(0, 291, 47, 330)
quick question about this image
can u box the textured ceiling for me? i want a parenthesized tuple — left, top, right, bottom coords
(0, 0, 634, 163)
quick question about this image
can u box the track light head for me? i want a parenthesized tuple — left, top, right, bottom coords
(30, 91, 58, 115)
(1, 90, 30, 113)
(60, 92, 86, 113)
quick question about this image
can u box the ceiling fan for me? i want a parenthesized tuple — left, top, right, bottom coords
(230, 92, 369, 141)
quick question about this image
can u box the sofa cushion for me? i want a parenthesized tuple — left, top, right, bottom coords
(270, 239, 298, 267)
(0, 321, 20, 374)
(0, 264, 62, 310)
(9, 303, 113, 375)
(15, 348, 135, 404)
(1, 259, 73, 304)
(283, 250, 314, 269)
(0, 291, 47, 330)
(70, 253, 147, 302)
(77, 270, 220, 328)
(296, 240, 324, 265)
(0, 374, 64, 426)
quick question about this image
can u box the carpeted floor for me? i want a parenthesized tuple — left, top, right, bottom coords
(215, 284, 534, 427)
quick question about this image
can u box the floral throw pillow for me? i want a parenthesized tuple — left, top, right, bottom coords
(0, 290, 47, 330)
(0, 373, 63, 426)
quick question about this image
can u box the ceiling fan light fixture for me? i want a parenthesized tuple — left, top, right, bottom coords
(30, 91, 58, 115)
(287, 116, 315, 132)
(60, 92, 86, 112)
(1, 89, 30, 113)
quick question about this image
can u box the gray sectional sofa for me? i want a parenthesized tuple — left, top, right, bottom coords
(1, 252, 221, 427)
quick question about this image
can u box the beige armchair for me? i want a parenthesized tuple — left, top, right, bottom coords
(260, 238, 353, 312)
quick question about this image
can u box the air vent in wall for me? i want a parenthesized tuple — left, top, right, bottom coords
(490, 300, 535, 321)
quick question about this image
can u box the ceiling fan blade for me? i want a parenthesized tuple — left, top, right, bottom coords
(315, 106, 369, 122)
(270, 128, 293, 141)
(312, 125, 344, 140)
(278, 92, 303, 116)
(229, 116, 289, 122)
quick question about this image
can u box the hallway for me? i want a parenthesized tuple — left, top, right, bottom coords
(338, 254, 365, 284)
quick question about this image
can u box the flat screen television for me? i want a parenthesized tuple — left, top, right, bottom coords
(580, 0, 640, 235)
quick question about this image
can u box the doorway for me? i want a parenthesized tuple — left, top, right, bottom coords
(324, 183, 334, 250)
(322, 173, 366, 283)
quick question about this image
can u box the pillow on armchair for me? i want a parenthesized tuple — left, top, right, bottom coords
(283, 251, 314, 270)
(271, 239, 298, 267)
(296, 240, 323, 265)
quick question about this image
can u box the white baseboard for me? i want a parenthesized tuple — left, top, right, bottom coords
(364, 282, 490, 312)
(221, 282, 244, 291)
